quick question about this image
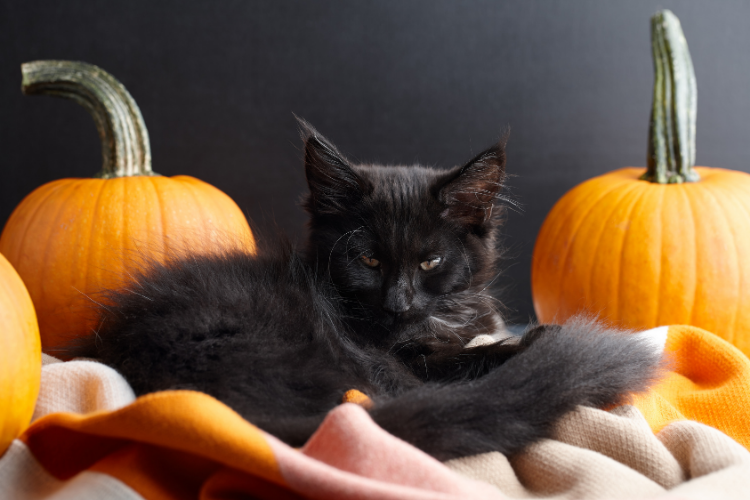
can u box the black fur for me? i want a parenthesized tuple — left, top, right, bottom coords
(72, 122, 663, 461)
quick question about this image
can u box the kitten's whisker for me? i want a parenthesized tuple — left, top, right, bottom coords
(327, 226, 365, 284)
(477, 269, 504, 295)
(344, 228, 362, 258)
(121, 287, 155, 302)
(72, 285, 108, 309)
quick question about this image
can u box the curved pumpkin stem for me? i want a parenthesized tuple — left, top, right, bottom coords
(641, 10, 698, 184)
(21, 60, 156, 178)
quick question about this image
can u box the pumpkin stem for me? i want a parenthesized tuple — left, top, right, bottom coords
(641, 10, 698, 184)
(21, 60, 157, 178)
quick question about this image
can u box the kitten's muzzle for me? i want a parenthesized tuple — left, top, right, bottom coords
(383, 284, 413, 314)
(383, 301, 412, 314)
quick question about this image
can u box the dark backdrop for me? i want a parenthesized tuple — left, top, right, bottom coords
(2, 1, 749, 323)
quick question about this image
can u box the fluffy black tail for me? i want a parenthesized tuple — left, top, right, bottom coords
(369, 317, 665, 461)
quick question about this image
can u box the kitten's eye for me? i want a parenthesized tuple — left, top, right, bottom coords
(361, 255, 380, 268)
(420, 257, 442, 271)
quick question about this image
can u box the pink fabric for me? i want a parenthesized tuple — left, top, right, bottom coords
(270, 403, 506, 500)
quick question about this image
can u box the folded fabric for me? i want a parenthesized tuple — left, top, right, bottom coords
(447, 404, 750, 499)
(1, 324, 749, 499)
(7, 391, 503, 500)
(632, 325, 750, 450)
(32, 354, 136, 421)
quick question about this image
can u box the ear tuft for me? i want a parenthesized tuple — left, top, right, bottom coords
(438, 138, 507, 227)
(297, 117, 368, 216)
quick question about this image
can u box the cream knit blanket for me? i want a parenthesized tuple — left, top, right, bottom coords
(2, 326, 749, 499)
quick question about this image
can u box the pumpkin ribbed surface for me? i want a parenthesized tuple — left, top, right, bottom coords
(532, 167, 750, 355)
(0, 61, 256, 353)
(0, 175, 254, 352)
(0, 252, 41, 456)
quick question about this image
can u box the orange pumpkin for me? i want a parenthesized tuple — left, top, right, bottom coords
(0, 61, 255, 354)
(0, 252, 41, 456)
(531, 11, 750, 356)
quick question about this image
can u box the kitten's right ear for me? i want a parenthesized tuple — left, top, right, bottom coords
(298, 118, 369, 216)
(437, 136, 507, 227)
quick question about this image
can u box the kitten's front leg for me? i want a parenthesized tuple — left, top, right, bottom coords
(370, 319, 664, 461)
(399, 324, 557, 382)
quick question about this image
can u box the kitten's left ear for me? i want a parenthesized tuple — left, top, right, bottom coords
(437, 138, 507, 227)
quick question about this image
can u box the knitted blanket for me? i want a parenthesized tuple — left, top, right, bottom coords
(1, 325, 748, 499)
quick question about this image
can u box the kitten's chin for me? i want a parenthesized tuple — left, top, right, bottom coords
(376, 309, 435, 343)
(344, 303, 433, 346)
(380, 308, 428, 327)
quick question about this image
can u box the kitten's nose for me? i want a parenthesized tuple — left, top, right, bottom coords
(383, 283, 413, 314)
(383, 301, 411, 314)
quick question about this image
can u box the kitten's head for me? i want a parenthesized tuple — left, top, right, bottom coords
(300, 120, 507, 347)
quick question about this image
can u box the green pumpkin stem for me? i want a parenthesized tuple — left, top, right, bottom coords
(21, 60, 157, 178)
(641, 10, 698, 184)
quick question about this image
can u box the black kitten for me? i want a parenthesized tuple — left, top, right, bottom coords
(74, 122, 662, 461)
(302, 121, 507, 355)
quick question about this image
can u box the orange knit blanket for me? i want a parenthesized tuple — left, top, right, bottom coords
(2, 324, 748, 499)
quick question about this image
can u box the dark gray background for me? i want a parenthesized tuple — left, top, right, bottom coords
(2, 1, 749, 323)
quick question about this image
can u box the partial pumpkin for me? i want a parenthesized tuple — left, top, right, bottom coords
(532, 11, 750, 356)
(0, 253, 41, 457)
(0, 61, 255, 354)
